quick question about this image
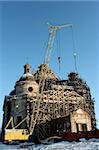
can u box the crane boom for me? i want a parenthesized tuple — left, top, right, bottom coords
(48, 23, 73, 30)
(44, 23, 73, 65)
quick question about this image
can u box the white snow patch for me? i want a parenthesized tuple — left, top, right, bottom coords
(0, 140, 99, 150)
(79, 138, 87, 142)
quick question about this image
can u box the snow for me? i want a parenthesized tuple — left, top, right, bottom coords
(32, 141, 99, 150)
(0, 141, 99, 150)
(79, 138, 87, 142)
(88, 138, 99, 142)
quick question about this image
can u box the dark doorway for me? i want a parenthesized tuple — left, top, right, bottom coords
(76, 123, 79, 132)
(82, 124, 87, 132)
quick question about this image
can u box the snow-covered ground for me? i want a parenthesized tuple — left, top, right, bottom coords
(0, 139, 99, 150)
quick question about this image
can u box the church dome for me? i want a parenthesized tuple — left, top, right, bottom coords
(22, 73, 33, 78)
(15, 64, 39, 96)
(19, 73, 34, 81)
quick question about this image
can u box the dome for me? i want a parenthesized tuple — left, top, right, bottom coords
(22, 73, 33, 79)
(14, 64, 39, 96)
(18, 73, 34, 82)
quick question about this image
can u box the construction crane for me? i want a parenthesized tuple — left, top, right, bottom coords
(4, 23, 73, 142)
(29, 23, 73, 137)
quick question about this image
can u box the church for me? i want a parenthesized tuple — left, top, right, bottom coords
(2, 63, 96, 141)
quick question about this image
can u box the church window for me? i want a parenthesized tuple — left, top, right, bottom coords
(28, 87, 33, 92)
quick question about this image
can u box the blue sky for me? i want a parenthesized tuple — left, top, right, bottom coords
(0, 1, 99, 128)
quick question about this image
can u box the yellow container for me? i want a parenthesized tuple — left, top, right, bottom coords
(4, 129, 29, 141)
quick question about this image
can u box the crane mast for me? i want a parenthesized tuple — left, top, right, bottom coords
(29, 23, 73, 136)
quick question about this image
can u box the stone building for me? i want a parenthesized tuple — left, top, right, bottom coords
(2, 63, 96, 140)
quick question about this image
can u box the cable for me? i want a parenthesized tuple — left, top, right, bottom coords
(56, 30, 61, 72)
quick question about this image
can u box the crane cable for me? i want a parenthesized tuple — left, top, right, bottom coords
(56, 30, 61, 72)
(56, 26, 77, 73)
(71, 26, 78, 72)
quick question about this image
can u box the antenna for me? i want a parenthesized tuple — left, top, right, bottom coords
(73, 52, 77, 72)
(71, 26, 78, 72)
